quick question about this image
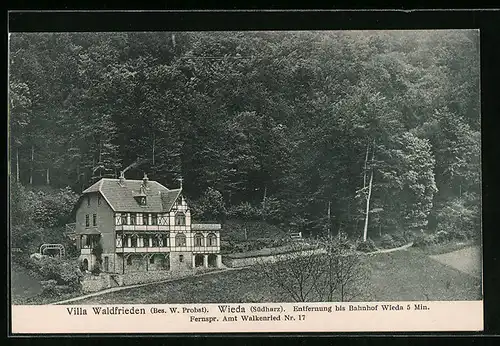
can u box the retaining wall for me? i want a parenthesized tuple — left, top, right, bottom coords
(224, 248, 326, 268)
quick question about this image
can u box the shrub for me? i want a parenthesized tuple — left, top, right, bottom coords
(412, 233, 437, 248)
(227, 202, 261, 221)
(356, 239, 377, 253)
(38, 257, 82, 288)
(91, 264, 101, 276)
(40, 279, 58, 297)
(380, 234, 395, 249)
(436, 197, 480, 240)
(391, 233, 407, 247)
(435, 230, 453, 243)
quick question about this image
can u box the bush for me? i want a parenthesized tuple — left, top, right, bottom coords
(356, 239, 377, 253)
(379, 234, 395, 249)
(391, 233, 407, 247)
(40, 279, 58, 296)
(412, 233, 437, 248)
(435, 230, 453, 243)
(227, 202, 261, 221)
(38, 257, 82, 288)
(40, 279, 77, 297)
(91, 264, 101, 276)
(436, 197, 480, 240)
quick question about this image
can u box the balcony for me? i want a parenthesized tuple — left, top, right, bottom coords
(192, 224, 221, 231)
(116, 247, 171, 253)
(80, 248, 92, 255)
(192, 246, 219, 253)
(115, 224, 170, 232)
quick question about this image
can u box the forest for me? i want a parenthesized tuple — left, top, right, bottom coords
(9, 30, 481, 248)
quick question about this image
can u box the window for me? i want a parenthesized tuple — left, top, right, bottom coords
(85, 215, 89, 227)
(140, 197, 146, 205)
(121, 213, 128, 225)
(98, 195, 101, 205)
(150, 256, 155, 264)
(130, 235, 137, 247)
(151, 214, 157, 225)
(152, 235, 159, 247)
(93, 214, 97, 226)
(194, 233, 204, 247)
(175, 212, 186, 226)
(116, 236, 123, 248)
(175, 233, 186, 247)
(143, 214, 149, 225)
(179, 255, 184, 263)
(87, 195, 90, 206)
(127, 256, 132, 265)
(130, 213, 136, 225)
(207, 233, 217, 246)
(161, 234, 169, 247)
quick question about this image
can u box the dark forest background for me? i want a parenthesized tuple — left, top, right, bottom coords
(9, 30, 481, 249)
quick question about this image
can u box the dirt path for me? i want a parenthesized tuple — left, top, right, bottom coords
(51, 266, 247, 305)
(367, 242, 414, 255)
(429, 246, 481, 279)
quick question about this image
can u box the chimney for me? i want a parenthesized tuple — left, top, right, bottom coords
(119, 171, 126, 185)
(143, 173, 149, 188)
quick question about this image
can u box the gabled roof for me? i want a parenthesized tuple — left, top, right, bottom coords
(82, 178, 182, 213)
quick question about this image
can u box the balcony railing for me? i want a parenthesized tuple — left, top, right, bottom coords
(81, 248, 92, 255)
(115, 224, 171, 232)
(192, 223, 221, 231)
(116, 247, 171, 253)
(114, 245, 220, 253)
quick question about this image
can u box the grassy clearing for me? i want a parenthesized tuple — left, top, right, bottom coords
(70, 246, 482, 305)
(10, 261, 43, 303)
(421, 239, 478, 256)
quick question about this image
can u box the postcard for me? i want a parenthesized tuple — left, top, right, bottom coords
(9, 26, 483, 334)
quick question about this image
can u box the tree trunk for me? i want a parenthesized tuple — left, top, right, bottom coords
(29, 145, 34, 185)
(152, 132, 156, 166)
(363, 141, 370, 189)
(262, 186, 267, 221)
(46, 167, 50, 185)
(363, 156, 374, 242)
(16, 148, 20, 183)
(362, 169, 373, 242)
(327, 201, 331, 236)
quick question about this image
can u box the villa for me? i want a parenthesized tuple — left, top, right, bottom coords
(70, 172, 222, 274)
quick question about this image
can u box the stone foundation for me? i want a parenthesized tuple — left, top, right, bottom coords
(81, 274, 110, 293)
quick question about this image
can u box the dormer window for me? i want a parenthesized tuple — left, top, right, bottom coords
(134, 185, 147, 206)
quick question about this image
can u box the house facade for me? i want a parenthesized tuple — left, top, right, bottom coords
(73, 173, 222, 274)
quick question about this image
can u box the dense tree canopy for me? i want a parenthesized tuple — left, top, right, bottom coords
(9, 30, 481, 240)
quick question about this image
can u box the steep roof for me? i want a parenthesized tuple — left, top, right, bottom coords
(82, 178, 182, 213)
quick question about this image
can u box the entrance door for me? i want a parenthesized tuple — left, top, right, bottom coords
(82, 259, 89, 271)
(104, 256, 109, 272)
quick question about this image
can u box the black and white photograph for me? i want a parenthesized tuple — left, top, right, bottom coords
(9, 29, 482, 312)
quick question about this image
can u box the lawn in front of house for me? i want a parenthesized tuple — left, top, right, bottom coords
(10, 261, 43, 303)
(71, 246, 482, 305)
